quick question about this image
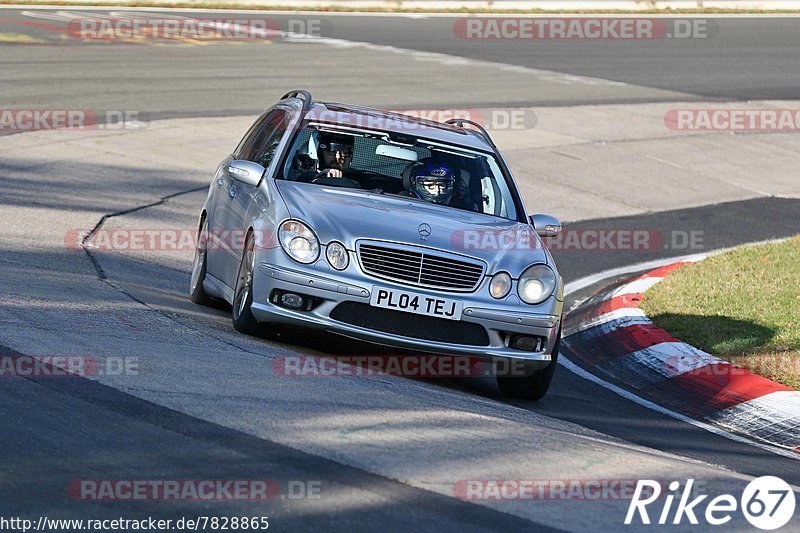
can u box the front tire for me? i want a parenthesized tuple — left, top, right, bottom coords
(496, 326, 561, 401)
(189, 216, 213, 306)
(232, 232, 262, 335)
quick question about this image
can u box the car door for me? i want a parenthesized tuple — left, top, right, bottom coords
(207, 112, 267, 288)
(212, 109, 291, 289)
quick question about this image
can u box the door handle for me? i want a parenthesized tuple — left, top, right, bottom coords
(228, 186, 236, 199)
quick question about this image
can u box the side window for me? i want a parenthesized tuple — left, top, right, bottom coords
(249, 110, 291, 169)
(233, 112, 270, 160)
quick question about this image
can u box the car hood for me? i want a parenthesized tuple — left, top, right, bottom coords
(276, 181, 549, 274)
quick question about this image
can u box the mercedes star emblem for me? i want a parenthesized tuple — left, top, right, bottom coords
(418, 223, 432, 240)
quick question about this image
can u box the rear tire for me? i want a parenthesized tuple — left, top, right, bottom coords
(189, 216, 214, 306)
(496, 326, 561, 401)
(232, 232, 261, 335)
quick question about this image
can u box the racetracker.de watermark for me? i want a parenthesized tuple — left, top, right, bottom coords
(450, 228, 704, 252)
(68, 17, 278, 42)
(67, 479, 321, 501)
(68, 227, 705, 253)
(454, 479, 655, 501)
(665, 109, 800, 131)
(65, 228, 276, 252)
(0, 109, 146, 132)
(0, 355, 138, 377)
(65, 17, 330, 42)
(664, 354, 800, 378)
(453, 18, 717, 40)
(304, 107, 537, 131)
(271, 355, 541, 378)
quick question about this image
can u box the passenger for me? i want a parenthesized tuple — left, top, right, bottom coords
(402, 160, 480, 212)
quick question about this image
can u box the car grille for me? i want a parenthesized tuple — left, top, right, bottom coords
(357, 242, 485, 292)
(330, 302, 490, 346)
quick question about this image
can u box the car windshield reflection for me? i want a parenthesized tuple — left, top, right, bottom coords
(281, 125, 519, 221)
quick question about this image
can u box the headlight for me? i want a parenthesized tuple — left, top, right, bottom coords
(326, 241, 349, 270)
(489, 272, 512, 299)
(517, 264, 557, 305)
(279, 220, 319, 264)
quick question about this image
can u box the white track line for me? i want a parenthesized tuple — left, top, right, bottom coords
(7, 6, 800, 17)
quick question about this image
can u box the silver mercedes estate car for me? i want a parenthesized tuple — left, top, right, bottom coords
(190, 90, 564, 399)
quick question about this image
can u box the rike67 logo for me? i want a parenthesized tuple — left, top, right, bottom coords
(626, 477, 795, 530)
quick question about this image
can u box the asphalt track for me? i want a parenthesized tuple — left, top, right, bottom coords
(3, 10, 800, 116)
(1, 7, 800, 531)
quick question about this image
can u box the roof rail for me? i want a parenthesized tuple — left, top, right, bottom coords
(281, 89, 313, 113)
(445, 118, 498, 151)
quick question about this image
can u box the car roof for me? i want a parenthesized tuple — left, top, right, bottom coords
(291, 101, 496, 153)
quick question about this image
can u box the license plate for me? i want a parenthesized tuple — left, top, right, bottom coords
(370, 287, 463, 321)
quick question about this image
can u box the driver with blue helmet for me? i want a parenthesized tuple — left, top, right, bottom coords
(405, 162, 455, 205)
(402, 160, 480, 212)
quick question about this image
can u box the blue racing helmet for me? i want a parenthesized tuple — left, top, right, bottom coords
(408, 162, 455, 205)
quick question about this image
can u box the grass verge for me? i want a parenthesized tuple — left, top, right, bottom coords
(641, 236, 800, 390)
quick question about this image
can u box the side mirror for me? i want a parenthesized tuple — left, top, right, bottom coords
(227, 160, 265, 187)
(530, 214, 562, 237)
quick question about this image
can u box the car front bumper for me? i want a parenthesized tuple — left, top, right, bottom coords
(250, 252, 562, 367)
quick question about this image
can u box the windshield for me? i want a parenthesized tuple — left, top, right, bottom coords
(280, 124, 520, 221)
